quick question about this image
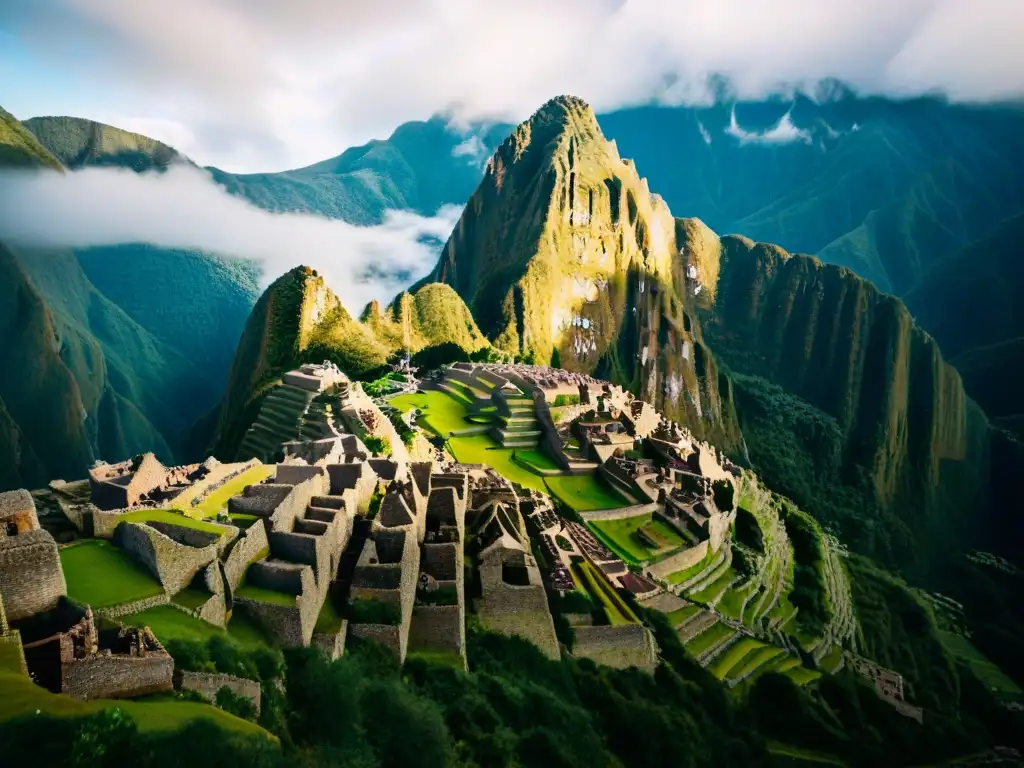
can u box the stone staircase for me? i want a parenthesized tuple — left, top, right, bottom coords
(494, 394, 542, 448)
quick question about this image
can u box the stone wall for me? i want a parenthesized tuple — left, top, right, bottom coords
(177, 670, 261, 715)
(115, 523, 219, 594)
(0, 530, 67, 620)
(275, 464, 325, 486)
(578, 502, 659, 521)
(197, 592, 227, 627)
(647, 540, 709, 580)
(409, 605, 464, 657)
(348, 622, 403, 659)
(267, 474, 328, 533)
(97, 592, 170, 619)
(223, 522, 269, 592)
(312, 619, 348, 660)
(572, 624, 657, 672)
(0, 489, 38, 533)
(61, 652, 174, 700)
(327, 463, 376, 512)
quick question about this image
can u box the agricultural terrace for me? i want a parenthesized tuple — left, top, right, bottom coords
(389, 389, 474, 436)
(0, 671, 266, 736)
(544, 474, 629, 512)
(123, 604, 270, 649)
(235, 583, 298, 606)
(447, 435, 547, 492)
(59, 540, 164, 608)
(939, 631, 1024, 700)
(590, 513, 686, 562)
(571, 560, 639, 625)
(115, 509, 231, 536)
(183, 464, 275, 518)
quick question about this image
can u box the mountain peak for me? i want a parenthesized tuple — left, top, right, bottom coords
(23, 115, 186, 171)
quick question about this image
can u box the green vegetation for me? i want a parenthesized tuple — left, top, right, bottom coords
(314, 597, 345, 635)
(708, 637, 766, 680)
(171, 588, 211, 611)
(780, 505, 828, 634)
(348, 597, 402, 626)
(185, 465, 274, 519)
(685, 622, 734, 658)
(0, 105, 63, 169)
(667, 549, 716, 585)
(417, 587, 459, 606)
(60, 540, 164, 608)
(116, 509, 230, 537)
(390, 389, 473, 436)
(939, 631, 1023, 700)
(553, 393, 580, 407)
(122, 605, 270, 651)
(0, 639, 24, 674)
(448, 435, 547, 492)
(589, 513, 685, 563)
(0, 672, 267, 737)
(570, 560, 638, 625)
(665, 604, 702, 627)
(362, 434, 392, 457)
(514, 448, 560, 471)
(543, 473, 629, 512)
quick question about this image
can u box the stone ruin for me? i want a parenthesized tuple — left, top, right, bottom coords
(18, 601, 172, 700)
(0, 490, 67, 622)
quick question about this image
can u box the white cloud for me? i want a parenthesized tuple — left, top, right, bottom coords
(725, 107, 812, 145)
(5, 0, 1024, 171)
(697, 121, 712, 145)
(0, 165, 460, 312)
(450, 135, 489, 165)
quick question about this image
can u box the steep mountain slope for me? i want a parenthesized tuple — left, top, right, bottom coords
(22, 116, 187, 171)
(0, 106, 64, 170)
(903, 215, 1024, 437)
(424, 96, 741, 449)
(208, 117, 511, 224)
(682, 224, 991, 572)
(211, 266, 387, 457)
(210, 268, 487, 458)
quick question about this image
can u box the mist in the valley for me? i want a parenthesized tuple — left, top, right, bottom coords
(0, 165, 461, 312)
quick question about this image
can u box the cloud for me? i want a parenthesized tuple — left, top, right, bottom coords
(3, 0, 1023, 171)
(725, 108, 812, 145)
(0, 165, 460, 312)
(451, 135, 489, 165)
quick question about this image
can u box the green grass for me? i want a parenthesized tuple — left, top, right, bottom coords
(515, 449, 560, 471)
(405, 649, 465, 670)
(543, 474, 629, 512)
(708, 637, 765, 680)
(235, 584, 297, 606)
(171, 588, 210, 611)
(0, 638, 24, 674)
(716, 585, 753, 621)
(728, 644, 786, 680)
(185, 464, 274, 518)
(60, 540, 164, 608)
(939, 630, 1023, 698)
(390, 390, 473, 436)
(784, 666, 822, 686)
(690, 566, 738, 605)
(124, 605, 271, 651)
(684, 622, 733, 658)
(666, 550, 717, 585)
(314, 598, 345, 635)
(448, 435, 547, 492)
(229, 513, 261, 529)
(589, 514, 685, 562)
(665, 604, 702, 627)
(0, 671, 268, 736)
(571, 560, 638, 625)
(116, 509, 230, 537)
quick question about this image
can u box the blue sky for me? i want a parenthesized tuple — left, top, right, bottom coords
(2, 0, 1022, 173)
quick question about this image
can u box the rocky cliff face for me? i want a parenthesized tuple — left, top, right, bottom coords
(426, 96, 741, 448)
(681, 223, 991, 571)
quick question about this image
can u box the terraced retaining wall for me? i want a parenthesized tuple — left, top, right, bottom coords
(115, 522, 221, 594)
(177, 670, 261, 715)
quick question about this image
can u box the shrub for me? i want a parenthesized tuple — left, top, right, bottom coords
(348, 598, 402, 626)
(553, 393, 580, 407)
(555, 534, 573, 551)
(215, 686, 258, 722)
(363, 434, 391, 457)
